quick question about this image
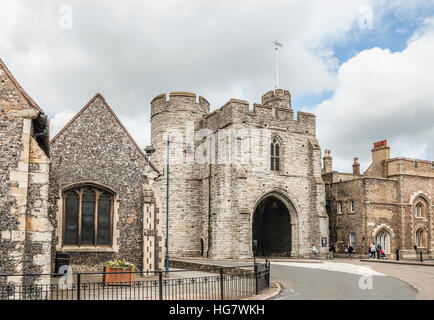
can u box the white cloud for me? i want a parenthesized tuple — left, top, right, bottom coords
(1, 0, 433, 162)
(314, 18, 434, 172)
(0, 0, 377, 146)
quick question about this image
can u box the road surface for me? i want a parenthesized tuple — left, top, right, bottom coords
(270, 261, 417, 300)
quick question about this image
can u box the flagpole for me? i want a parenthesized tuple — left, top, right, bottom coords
(275, 47, 279, 89)
(272, 40, 283, 90)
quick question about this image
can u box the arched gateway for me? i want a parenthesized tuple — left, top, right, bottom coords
(252, 192, 298, 257)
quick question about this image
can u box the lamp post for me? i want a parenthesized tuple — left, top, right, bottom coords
(165, 138, 170, 275)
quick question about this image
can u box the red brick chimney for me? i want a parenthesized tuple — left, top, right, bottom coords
(372, 139, 390, 163)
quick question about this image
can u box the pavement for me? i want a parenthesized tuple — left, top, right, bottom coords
(241, 281, 281, 300)
(360, 258, 434, 266)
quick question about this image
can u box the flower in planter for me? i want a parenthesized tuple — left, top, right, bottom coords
(104, 259, 136, 271)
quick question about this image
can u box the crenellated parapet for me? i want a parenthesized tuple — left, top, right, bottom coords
(150, 91, 210, 120)
(261, 89, 291, 109)
(197, 90, 315, 136)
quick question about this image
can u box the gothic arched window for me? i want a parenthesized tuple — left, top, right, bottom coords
(63, 185, 114, 247)
(415, 202, 424, 217)
(375, 230, 391, 254)
(416, 229, 425, 247)
(270, 138, 280, 171)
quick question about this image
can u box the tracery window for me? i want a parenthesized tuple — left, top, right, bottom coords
(416, 229, 425, 247)
(63, 185, 114, 247)
(270, 138, 280, 171)
(415, 202, 424, 217)
(375, 230, 390, 254)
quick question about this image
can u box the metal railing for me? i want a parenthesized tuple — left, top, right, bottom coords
(0, 261, 270, 300)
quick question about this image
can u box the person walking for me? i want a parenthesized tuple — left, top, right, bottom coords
(329, 243, 336, 260)
(370, 242, 376, 259)
(347, 242, 354, 259)
(376, 242, 382, 259)
(311, 244, 319, 259)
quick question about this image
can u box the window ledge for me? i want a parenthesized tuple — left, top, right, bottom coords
(60, 246, 116, 253)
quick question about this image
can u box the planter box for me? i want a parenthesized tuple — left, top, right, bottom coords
(103, 266, 135, 286)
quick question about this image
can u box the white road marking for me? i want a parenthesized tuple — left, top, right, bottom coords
(271, 261, 385, 276)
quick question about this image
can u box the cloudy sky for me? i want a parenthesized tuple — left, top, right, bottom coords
(1, 0, 433, 172)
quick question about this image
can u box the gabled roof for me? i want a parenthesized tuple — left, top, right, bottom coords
(0, 58, 43, 113)
(50, 93, 159, 174)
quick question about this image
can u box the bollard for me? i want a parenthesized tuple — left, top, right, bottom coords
(219, 268, 224, 300)
(420, 250, 423, 262)
(396, 249, 399, 261)
(254, 263, 259, 295)
(159, 271, 163, 300)
(76, 273, 81, 301)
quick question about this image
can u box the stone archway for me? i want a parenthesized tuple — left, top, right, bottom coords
(375, 229, 391, 254)
(252, 195, 295, 257)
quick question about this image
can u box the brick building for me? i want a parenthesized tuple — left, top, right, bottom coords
(323, 140, 433, 259)
(150, 89, 329, 259)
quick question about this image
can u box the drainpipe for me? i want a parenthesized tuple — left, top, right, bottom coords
(207, 163, 212, 258)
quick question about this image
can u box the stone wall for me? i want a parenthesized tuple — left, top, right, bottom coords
(0, 59, 51, 287)
(49, 94, 162, 272)
(323, 141, 433, 259)
(150, 89, 329, 259)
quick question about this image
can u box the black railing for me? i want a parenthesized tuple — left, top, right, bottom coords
(0, 262, 270, 300)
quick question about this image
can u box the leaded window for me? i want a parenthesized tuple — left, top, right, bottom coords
(63, 185, 114, 247)
(375, 230, 390, 254)
(270, 138, 280, 171)
(415, 202, 423, 217)
(416, 229, 425, 247)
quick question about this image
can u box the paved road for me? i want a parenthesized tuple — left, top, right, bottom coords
(270, 261, 417, 300)
(344, 259, 434, 300)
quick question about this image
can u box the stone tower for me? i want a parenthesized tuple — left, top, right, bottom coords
(150, 88, 329, 259)
(150, 92, 210, 257)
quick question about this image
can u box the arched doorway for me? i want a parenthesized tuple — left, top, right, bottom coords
(375, 230, 390, 254)
(252, 196, 291, 256)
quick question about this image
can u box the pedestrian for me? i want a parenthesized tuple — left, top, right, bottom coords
(311, 244, 319, 259)
(329, 243, 336, 260)
(370, 242, 376, 259)
(376, 242, 382, 259)
(347, 242, 354, 259)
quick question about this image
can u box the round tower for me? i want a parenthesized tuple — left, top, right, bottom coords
(150, 92, 210, 258)
(261, 88, 291, 109)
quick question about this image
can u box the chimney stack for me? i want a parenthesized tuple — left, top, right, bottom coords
(353, 157, 360, 175)
(372, 139, 390, 163)
(322, 149, 333, 173)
